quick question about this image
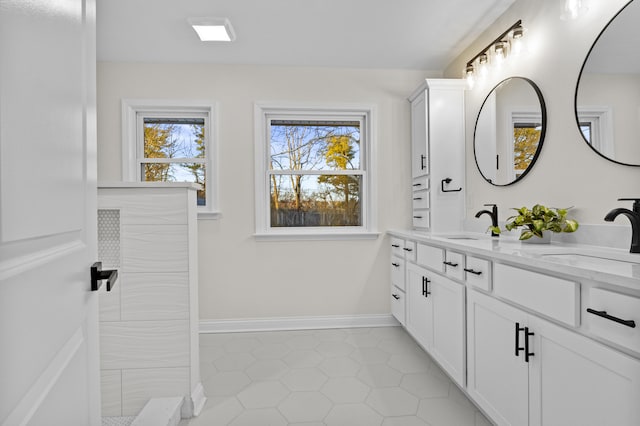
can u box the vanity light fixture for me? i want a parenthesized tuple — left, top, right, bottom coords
(463, 20, 524, 88)
(561, 0, 588, 20)
(188, 17, 236, 41)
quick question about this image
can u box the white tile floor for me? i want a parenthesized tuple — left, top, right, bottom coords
(180, 326, 492, 426)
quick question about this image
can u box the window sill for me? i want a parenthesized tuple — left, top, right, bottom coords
(198, 211, 222, 220)
(254, 231, 380, 242)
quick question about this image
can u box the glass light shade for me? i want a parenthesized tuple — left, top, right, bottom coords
(188, 17, 236, 41)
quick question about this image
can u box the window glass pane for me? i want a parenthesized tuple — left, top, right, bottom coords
(143, 118, 205, 159)
(580, 123, 592, 144)
(513, 123, 541, 174)
(270, 121, 360, 172)
(270, 174, 361, 227)
(142, 163, 206, 206)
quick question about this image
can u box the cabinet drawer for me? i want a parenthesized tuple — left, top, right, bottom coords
(391, 256, 405, 290)
(465, 255, 491, 291)
(412, 190, 429, 210)
(391, 286, 406, 325)
(412, 211, 429, 228)
(411, 175, 429, 191)
(390, 237, 405, 257)
(417, 244, 444, 272)
(444, 250, 464, 281)
(493, 263, 579, 326)
(403, 240, 417, 262)
(585, 288, 640, 354)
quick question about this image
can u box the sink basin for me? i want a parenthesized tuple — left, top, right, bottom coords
(539, 253, 640, 277)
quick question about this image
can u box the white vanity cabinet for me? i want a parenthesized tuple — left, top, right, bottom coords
(468, 289, 640, 426)
(408, 79, 466, 232)
(388, 230, 640, 426)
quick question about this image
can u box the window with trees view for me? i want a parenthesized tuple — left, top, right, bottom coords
(255, 105, 375, 237)
(140, 115, 206, 205)
(122, 100, 218, 217)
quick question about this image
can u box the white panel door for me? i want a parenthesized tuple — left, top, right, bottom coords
(528, 315, 640, 426)
(0, 0, 99, 425)
(430, 274, 465, 386)
(467, 290, 529, 426)
(405, 263, 433, 350)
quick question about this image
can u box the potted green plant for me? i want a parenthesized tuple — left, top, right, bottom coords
(491, 204, 579, 242)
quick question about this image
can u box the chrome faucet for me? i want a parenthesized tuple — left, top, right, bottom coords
(475, 204, 499, 237)
(604, 198, 640, 253)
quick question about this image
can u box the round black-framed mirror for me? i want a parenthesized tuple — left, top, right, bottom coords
(473, 77, 547, 186)
(575, 0, 640, 167)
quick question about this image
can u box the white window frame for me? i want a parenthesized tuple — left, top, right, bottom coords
(254, 102, 378, 240)
(121, 99, 220, 219)
(577, 106, 614, 158)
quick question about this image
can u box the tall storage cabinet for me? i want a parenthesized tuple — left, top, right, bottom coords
(408, 79, 466, 232)
(97, 183, 205, 418)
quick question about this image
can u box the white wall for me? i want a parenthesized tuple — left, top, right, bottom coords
(97, 63, 435, 321)
(445, 0, 640, 226)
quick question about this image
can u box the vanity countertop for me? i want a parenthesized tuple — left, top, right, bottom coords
(388, 229, 640, 290)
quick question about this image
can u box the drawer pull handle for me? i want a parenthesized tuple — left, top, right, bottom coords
(515, 322, 525, 357)
(443, 261, 459, 267)
(391, 263, 400, 267)
(392, 294, 400, 300)
(391, 244, 400, 248)
(403, 247, 413, 252)
(586, 308, 636, 328)
(413, 215, 423, 219)
(463, 268, 482, 275)
(413, 197, 423, 200)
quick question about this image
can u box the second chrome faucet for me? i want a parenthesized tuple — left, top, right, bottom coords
(476, 204, 499, 237)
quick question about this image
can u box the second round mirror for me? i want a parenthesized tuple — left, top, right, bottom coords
(474, 77, 546, 186)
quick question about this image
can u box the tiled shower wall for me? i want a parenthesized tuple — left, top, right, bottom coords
(97, 186, 201, 417)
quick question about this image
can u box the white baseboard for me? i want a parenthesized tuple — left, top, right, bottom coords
(200, 314, 399, 334)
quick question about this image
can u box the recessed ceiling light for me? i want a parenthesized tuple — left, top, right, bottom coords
(188, 17, 236, 42)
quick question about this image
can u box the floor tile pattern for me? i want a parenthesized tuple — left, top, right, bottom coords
(180, 327, 492, 426)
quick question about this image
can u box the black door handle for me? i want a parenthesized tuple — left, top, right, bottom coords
(586, 308, 636, 328)
(422, 276, 431, 297)
(91, 262, 118, 291)
(392, 294, 400, 300)
(421, 154, 426, 170)
(464, 268, 482, 275)
(515, 322, 525, 357)
(443, 261, 458, 267)
(524, 327, 535, 362)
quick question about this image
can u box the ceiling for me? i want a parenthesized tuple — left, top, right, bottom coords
(97, 0, 515, 70)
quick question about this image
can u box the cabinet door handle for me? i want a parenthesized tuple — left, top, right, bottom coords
(421, 154, 426, 170)
(463, 268, 482, 275)
(524, 327, 535, 362)
(515, 322, 525, 357)
(413, 215, 423, 219)
(392, 294, 400, 300)
(403, 247, 413, 252)
(443, 261, 458, 267)
(391, 244, 400, 248)
(422, 276, 431, 298)
(413, 197, 423, 200)
(412, 183, 422, 187)
(586, 308, 636, 328)
(391, 262, 400, 267)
